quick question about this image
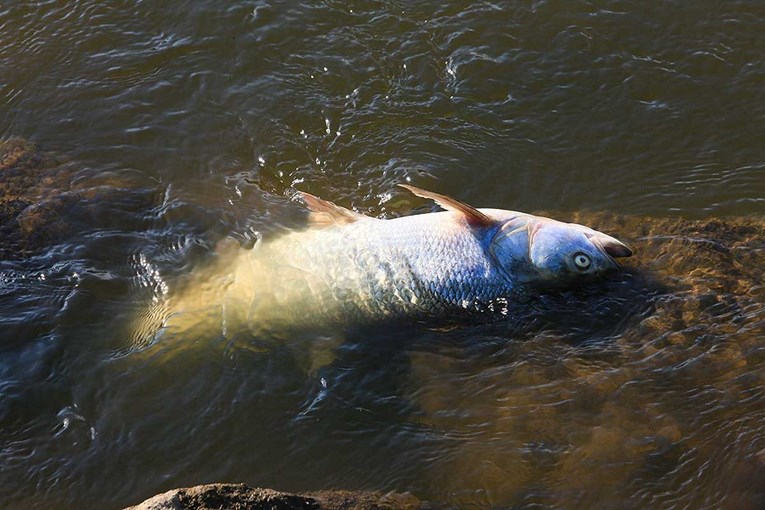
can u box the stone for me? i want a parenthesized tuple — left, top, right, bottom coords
(123, 484, 429, 510)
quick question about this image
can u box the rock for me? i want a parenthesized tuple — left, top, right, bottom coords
(0, 137, 157, 259)
(0, 137, 80, 258)
(124, 484, 428, 510)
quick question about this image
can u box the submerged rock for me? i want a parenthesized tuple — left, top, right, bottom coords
(0, 137, 157, 260)
(0, 137, 80, 258)
(403, 212, 765, 509)
(124, 484, 428, 510)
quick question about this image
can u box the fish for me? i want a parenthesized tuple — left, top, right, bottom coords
(151, 184, 632, 342)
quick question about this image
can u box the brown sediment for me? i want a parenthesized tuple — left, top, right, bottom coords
(406, 212, 765, 508)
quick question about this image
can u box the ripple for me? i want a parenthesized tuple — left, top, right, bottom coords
(2, 1, 765, 509)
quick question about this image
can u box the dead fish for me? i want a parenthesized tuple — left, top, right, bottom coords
(152, 184, 632, 341)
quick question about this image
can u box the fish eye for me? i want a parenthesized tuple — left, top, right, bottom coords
(573, 252, 591, 270)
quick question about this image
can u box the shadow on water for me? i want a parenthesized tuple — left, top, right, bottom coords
(286, 267, 668, 485)
(304, 265, 660, 407)
(323, 264, 668, 371)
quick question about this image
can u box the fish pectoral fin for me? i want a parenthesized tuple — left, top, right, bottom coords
(399, 184, 493, 228)
(296, 190, 367, 227)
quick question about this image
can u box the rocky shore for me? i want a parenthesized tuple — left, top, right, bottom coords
(124, 484, 429, 510)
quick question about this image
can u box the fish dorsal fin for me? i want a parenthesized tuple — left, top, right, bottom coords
(399, 184, 493, 228)
(296, 190, 366, 227)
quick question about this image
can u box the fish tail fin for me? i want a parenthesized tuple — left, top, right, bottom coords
(124, 294, 171, 352)
(124, 239, 253, 356)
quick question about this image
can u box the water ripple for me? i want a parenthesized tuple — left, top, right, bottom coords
(1, 1, 765, 509)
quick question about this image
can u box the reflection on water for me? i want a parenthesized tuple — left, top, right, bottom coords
(1, 0, 765, 509)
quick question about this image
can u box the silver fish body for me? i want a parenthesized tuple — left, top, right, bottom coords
(246, 210, 514, 326)
(160, 186, 632, 338)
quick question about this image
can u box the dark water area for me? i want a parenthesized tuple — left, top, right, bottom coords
(1, 1, 764, 509)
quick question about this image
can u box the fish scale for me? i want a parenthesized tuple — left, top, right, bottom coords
(159, 186, 631, 339)
(245, 210, 518, 330)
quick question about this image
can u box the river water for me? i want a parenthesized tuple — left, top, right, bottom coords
(1, 1, 764, 509)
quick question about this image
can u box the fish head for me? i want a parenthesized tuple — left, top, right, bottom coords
(489, 215, 632, 287)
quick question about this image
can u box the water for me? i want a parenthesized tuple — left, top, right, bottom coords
(1, 1, 764, 508)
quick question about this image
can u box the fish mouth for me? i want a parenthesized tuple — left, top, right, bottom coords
(588, 233, 633, 264)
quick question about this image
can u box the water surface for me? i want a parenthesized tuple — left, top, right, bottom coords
(1, 1, 764, 509)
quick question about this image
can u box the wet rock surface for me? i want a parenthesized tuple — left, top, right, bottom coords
(124, 484, 428, 510)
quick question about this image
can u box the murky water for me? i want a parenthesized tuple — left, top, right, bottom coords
(1, 1, 765, 509)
